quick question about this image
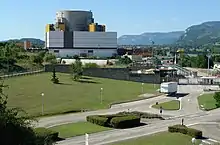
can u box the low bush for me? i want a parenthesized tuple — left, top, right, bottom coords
(86, 115, 108, 126)
(168, 124, 202, 138)
(110, 115, 140, 129)
(187, 127, 203, 138)
(34, 127, 59, 144)
(87, 114, 141, 128)
(116, 111, 164, 120)
(84, 63, 99, 68)
(168, 124, 188, 134)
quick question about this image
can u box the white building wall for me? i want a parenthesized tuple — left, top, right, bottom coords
(49, 49, 117, 58)
(73, 31, 117, 48)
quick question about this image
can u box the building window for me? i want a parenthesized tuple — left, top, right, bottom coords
(54, 50, 59, 53)
(88, 50, 93, 53)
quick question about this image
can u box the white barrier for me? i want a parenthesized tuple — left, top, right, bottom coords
(0, 70, 44, 79)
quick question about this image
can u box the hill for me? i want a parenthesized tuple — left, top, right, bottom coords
(6, 38, 45, 48)
(177, 21, 220, 46)
(118, 31, 184, 45)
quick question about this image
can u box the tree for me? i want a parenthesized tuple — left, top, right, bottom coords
(84, 63, 99, 68)
(0, 77, 57, 145)
(119, 56, 132, 64)
(71, 58, 83, 81)
(0, 78, 36, 145)
(51, 66, 59, 84)
(44, 53, 56, 64)
(214, 92, 220, 108)
(30, 54, 43, 65)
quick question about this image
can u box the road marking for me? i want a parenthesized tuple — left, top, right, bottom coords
(208, 138, 219, 143)
(186, 122, 200, 126)
(202, 140, 212, 144)
(178, 98, 182, 111)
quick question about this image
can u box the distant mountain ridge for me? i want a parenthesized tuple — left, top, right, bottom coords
(118, 31, 184, 45)
(177, 21, 220, 46)
(2, 21, 220, 46)
(4, 38, 45, 47)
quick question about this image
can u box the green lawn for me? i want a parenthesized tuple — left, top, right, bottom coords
(198, 93, 217, 110)
(49, 122, 111, 138)
(110, 132, 201, 145)
(152, 100, 180, 110)
(4, 73, 158, 116)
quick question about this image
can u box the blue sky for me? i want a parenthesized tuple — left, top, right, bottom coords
(1, 0, 220, 40)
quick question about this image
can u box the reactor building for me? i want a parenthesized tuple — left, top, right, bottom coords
(45, 10, 117, 58)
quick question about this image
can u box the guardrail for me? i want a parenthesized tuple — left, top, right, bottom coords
(0, 70, 44, 79)
(171, 64, 191, 76)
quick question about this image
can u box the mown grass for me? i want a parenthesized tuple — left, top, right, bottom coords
(5, 73, 158, 117)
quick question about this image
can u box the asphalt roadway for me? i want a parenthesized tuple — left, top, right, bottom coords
(35, 85, 220, 145)
(56, 109, 220, 145)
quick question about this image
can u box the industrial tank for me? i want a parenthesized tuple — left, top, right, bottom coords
(56, 10, 93, 31)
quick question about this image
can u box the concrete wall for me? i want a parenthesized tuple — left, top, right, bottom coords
(44, 64, 161, 84)
(73, 31, 117, 48)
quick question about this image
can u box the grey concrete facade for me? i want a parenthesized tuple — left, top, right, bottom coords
(64, 31, 73, 48)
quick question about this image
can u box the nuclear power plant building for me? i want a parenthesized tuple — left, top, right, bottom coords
(45, 10, 117, 57)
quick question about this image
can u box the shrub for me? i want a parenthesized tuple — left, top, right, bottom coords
(214, 92, 220, 108)
(168, 124, 188, 134)
(86, 115, 108, 126)
(187, 128, 203, 138)
(34, 127, 59, 144)
(116, 111, 164, 120)
(168, 124, 202, 138)
(84, 63, 99, 68)
(110, 115, 140, 129)
(87, 114, 140, 128)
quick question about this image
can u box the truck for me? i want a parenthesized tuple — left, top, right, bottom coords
(160, 82, 178, 96)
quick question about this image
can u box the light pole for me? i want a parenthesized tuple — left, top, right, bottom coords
(141, 83, 144, 93)
(100, 88, 103, 104)
(207, 49, 211, 76)
(41, 93, 44, 115)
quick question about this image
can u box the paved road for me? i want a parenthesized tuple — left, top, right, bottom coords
(56, 109, 220, 145)
(36, 95, 172, 128)
(191, 123, 220, 143)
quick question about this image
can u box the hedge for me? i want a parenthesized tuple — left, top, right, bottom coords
(86, 114, 141, 128)
(110, 115, 140, 129)
(86, 115, 108, 126)
(168, 124, 202, 138)
(34, 127, 59, 144)
(116, 111, 164, 120)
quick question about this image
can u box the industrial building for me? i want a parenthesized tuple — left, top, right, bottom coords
(45, 10, 117, 58)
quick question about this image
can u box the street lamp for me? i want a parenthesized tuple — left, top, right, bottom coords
(41, 93, 44, 115)
(207, 49, 211, 76)
(100, 88, 103, 104)
(141, 83, 144, 93)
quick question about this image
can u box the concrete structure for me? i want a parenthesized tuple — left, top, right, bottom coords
(45, 10, 117, 58)
(56, 10, 93, 31)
